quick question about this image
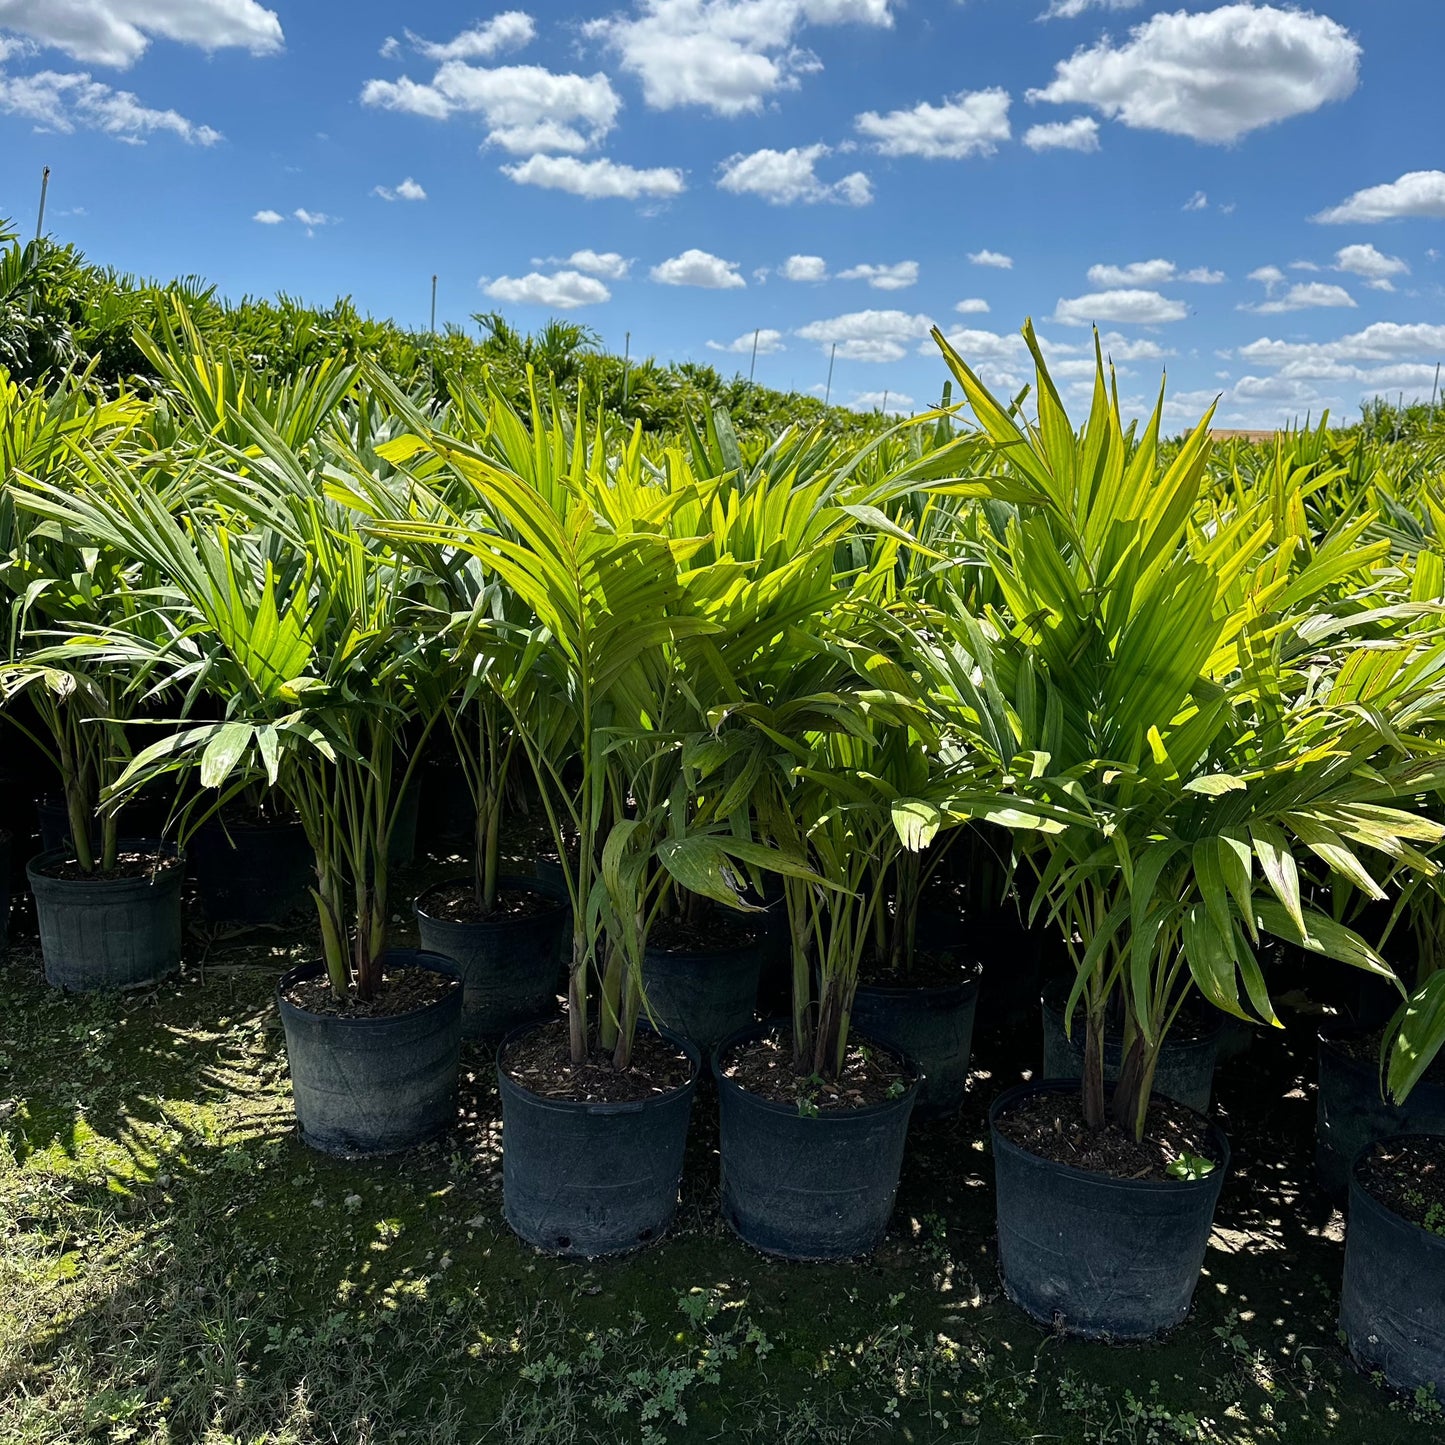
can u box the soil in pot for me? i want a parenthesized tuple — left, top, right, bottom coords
(191, 812, 312, 924)
(28, 843, 184, 992)
(1040, 988, 1223, 1113)
(1317, 1026, 1445, 1205)
(853, 949, 979, 1119)
(990, 1081, 1229, 1341)
(714, 1025, 919, 1260)
(277, 951, 462, 1157)
(641, 913, 762, 1057)
(415, 876, 568, 1042)
(1341, 1136, 1445, 1395)
(497, 1017, 700, 1256)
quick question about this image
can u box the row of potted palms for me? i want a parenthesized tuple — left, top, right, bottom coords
(4, 320, 1445, 1388)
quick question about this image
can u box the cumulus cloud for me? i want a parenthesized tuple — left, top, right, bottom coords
(848, 390, 914, 414)
(585, 0, 895, 116)
(501, 154, 684, 199)
(1332, 243, 1409, 293)
(403, 13, 534, 62)
(969, 249, 1013, 269)
(1243, 281, 1357, 314)
(1027, 4, 1360, 145)
(537, 249, 631, 279)
(650, 248, 746, 288)
(0, 68, 221, 143)
(1313, 170, 1445, 224)
(292, 208, 335, 236)
(1087, 259, 1224, 287)
(1022, 116, 1100, 152)
(716, 144, 871, 205)
(252, 208, 284, 224)
(372, 176, 427, 201)
(837, 261, 918, 290)
(1248, 264, 1287, 292)
(481, 269, 611, 308)
(1238, 323, 1445, 369)
(362, 57, 621, 154)
(1054, 289, 1188, 326)
(955, 298, 990, 314)
(781, 254, 829, 282)
(1183, 190, 1209, 211)
(856, 86, 1011, 159)
(0, 0, 282, 68)
(1041, 0, 1145, 15)
(707, 328, 786, 355)
(796, 308, 935, 362)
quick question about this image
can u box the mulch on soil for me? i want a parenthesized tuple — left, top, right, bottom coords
(721, 1029, 912, 1110)
(420, 881, 560, 924)
(1358, 1135, 1445, 1232)
(994, 1088, 1220, 1183)
(647, 914, 757, 954)
(38, 851, 183, 883)
(282, 964, 458, 1018)
(500, 1016, 694, 1103)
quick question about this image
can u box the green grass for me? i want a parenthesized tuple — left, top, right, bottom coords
(2, 913, 1443, 1445)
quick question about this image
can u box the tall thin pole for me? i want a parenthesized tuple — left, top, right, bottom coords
(1431, 362, 1441, 425)
(881, 390, 889, 415)
(748, 327, 760, 384)
(824, 341, 837, 407)
(429, 274, 437, 336)
(34, 166, 51, 242)
(622, 330, 631, 407)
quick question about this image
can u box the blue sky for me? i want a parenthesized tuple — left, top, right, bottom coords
(1, 0, 1443, 428)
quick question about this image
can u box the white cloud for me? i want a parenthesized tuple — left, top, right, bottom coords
(1248, 265, 1287, 291)
(781, 254, 829, 282)
(837, 260, 918, 291)
(502, 154, 685, 199)
(1183, 190, 1209, 211)
(1313, 170, 1445, 224)
(0, 68, 221, 143)
(1042, 0, 1145, 16)
(291, 208, 335, 236)
(707, 328, 786, 355)
(1087, 258, 1223, 286)
(1097, 331, 1170, 361)
(1244, 281, 1357, 314)
(405, 13, 535, 62)
(585, 0, 895, 116)
(1022, 116, 1099, 153)
(538, 249, 631, 279)
(796, 309, 935, 362)
(651, 249, 746, 289)
(1028, 4, 1360, 145)
(481, 269, 611, 308)
(372, 176, 427, 201)
(252, 208, 284, 224)
(856, 87, 1010, 159)
(848, 390, 914, 414)
(717, 144, 871, 206)
(362, 62, 620, 154)
(0, 0, 282, 68)
(969, 249, 1013, 269)
(1238, 323, 1445, 370)
(1054, 289, 1188, 326)
(1181, 267, 1225, 284)
(1333, 243, 1409, 287)
(955, 298, 990, 314)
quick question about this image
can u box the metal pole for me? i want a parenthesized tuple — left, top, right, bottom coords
(881, 390, 889, 415)
(622, 331, 631, 406)
(429, 274, 437, 336)
(1431, 363, 1441, 425)
(34, 166, 50, 242)
(748, 327, 760, 384)
(824, 341, 836, 407)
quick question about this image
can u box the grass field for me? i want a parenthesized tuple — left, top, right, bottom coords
(3, 845, 1443, 1445)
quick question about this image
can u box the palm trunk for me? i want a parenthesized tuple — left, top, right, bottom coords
(568, 927, 588, 1064)
(1081, 1002, 1107, 1132)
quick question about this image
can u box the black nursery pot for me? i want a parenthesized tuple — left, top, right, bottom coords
(713, 1022, 920, 1260)
(191, 815, 313, 925)
(498, 1024, 701, 1257)
(990, 1080, 1230, 1340)
(414, 876, 568, 1041)
(850, 968, 979, 1119)
(276, 951, 463, 1157)
(641, 933, 763, 1057)
(1316, 1028, 1445, 1206)
(1040, 992, 1222, 1113)
(1340, 1138, 1445, 1394)
(28, 842, 184, 992)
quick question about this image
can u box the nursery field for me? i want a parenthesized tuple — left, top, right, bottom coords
(1, 843, 1441, 1445)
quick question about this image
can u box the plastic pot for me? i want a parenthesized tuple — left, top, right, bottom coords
(28, 842, 184, 992)
(414, 875, 568, 1041)
(851, 970, 979, 1119)
(191, 815, 313, 925)
(277, 951, 462, 1157)
(990, 1080, 1230, 1340)
(387, 776, 422, 868)
(713, 1022, 920, 1260)
(36, 795, 92, 856)
(1340, 1138, 1445, 1394)
(498, 1024, 701, 1257)
(1316, 1028, 1445, 1206)
(1040, 993, 1222, 1113)
(642, 934, 762, 1056)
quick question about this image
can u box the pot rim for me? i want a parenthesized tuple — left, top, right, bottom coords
(277, 950, 462, 1028)
(1349, 1134, 1445, 1244)
(414, 873, 567, 928)
(989, 1078, 1231, 1194)
(711, 1019, 923, 1119)
(496, 1017, 701, 1115)
(27, 840, 184, 890)
(854, 965, 981, 1003)
(642, 932, 763, 965)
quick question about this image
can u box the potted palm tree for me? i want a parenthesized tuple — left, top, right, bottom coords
(929, 325, 1445, 1338)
